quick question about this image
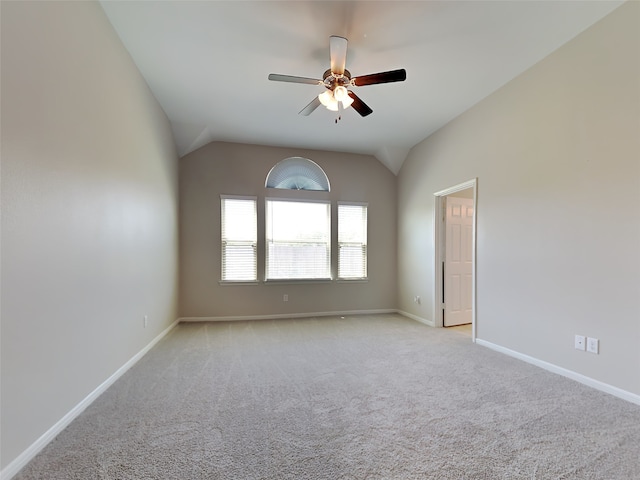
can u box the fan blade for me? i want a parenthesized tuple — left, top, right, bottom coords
(329, 35, 348, 75)
(299, 96, 322, 116)
(353, 69, 406, 87)
(347, 91, 373, 117)
(268, 74, 322, 85)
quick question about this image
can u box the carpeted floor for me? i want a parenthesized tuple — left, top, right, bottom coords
(15, 314, 640, 479)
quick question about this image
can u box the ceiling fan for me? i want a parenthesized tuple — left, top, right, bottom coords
(268, 35, 406, 122)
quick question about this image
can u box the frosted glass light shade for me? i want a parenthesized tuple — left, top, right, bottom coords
(333, 86, 348, 101)
(318, 90, 335, 107)
(318, 88, 351, 112)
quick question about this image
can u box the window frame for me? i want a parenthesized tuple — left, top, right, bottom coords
(220, 195, 258, 284)
(265, 197, 332, 282)
(337, 202, 368, 281)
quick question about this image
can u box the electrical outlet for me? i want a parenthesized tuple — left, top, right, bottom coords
(587, 337, 599, 354)
(283, 294, 288, 302)
(574, 335, 586, 351)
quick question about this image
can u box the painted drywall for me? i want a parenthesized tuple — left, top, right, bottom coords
(448, 188, 473, 200)
(1, 1, 179, 469)
(179, 141, 397, 318)
(398, 1, 639, 395)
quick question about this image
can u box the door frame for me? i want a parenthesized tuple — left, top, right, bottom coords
(433, 178, 477, 341)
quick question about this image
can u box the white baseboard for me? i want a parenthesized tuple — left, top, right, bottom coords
(475, 338, 640, 407)
(1, 319, 179, 480)
(178, 309, 397, 322)
(397, 310, 435, 327)
(12, 316, 635, 479)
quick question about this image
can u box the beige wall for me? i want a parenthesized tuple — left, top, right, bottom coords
(179, 141, 397, 318)
(1, 1, 179, 469)
(449, 188, 473, 200)
(398, 1, 639, 395)
(1, 0, 636, 472)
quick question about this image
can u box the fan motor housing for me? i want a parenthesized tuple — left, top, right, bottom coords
(323, 69, 352, 90)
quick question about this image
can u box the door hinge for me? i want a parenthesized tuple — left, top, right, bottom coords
(441, 303, 445, 310)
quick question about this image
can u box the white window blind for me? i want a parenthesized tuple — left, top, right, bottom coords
(266, 199, 331, 280)
(338, 203, 368, 279)
(221, 196, 257, 282)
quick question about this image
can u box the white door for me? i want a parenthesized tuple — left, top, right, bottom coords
(444, 196, 473, 327)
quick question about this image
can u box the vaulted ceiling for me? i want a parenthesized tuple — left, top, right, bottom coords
(100, 1, 622, 174)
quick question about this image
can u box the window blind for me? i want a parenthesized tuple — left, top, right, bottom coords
(221, 196, 257, 281)
(338, 203, 368, 279)
(266, 199, 331, 280)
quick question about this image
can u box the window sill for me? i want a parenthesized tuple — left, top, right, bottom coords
(219, 278, 368, 286)
(264, 278, 333, 285)
(219, 280, 260, 286)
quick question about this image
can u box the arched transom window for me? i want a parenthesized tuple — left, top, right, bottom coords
(265, 157, 330, 192)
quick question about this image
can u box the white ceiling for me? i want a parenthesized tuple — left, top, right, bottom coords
(100, 1, 622, 174)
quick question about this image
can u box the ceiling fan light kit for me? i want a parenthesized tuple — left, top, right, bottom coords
(269, 35, 406, 122)
(318, 86, 353, 112)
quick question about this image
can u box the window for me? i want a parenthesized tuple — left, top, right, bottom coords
(265, 157, 330, 191)
(221, 196, 257, 282)
(338, 203, 368, 280)
(266, 199, 331, 280)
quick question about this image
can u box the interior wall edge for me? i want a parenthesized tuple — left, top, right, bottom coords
(178, 309, 397, 323)
(396, 310, 435, 328)
(0, 319, 180, 480)
(476, 339, 640, 407)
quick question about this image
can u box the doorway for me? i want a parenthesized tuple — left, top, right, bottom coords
(434, 179, 477, 341)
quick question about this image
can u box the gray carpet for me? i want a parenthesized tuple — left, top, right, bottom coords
(15, 314, 640, 479)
